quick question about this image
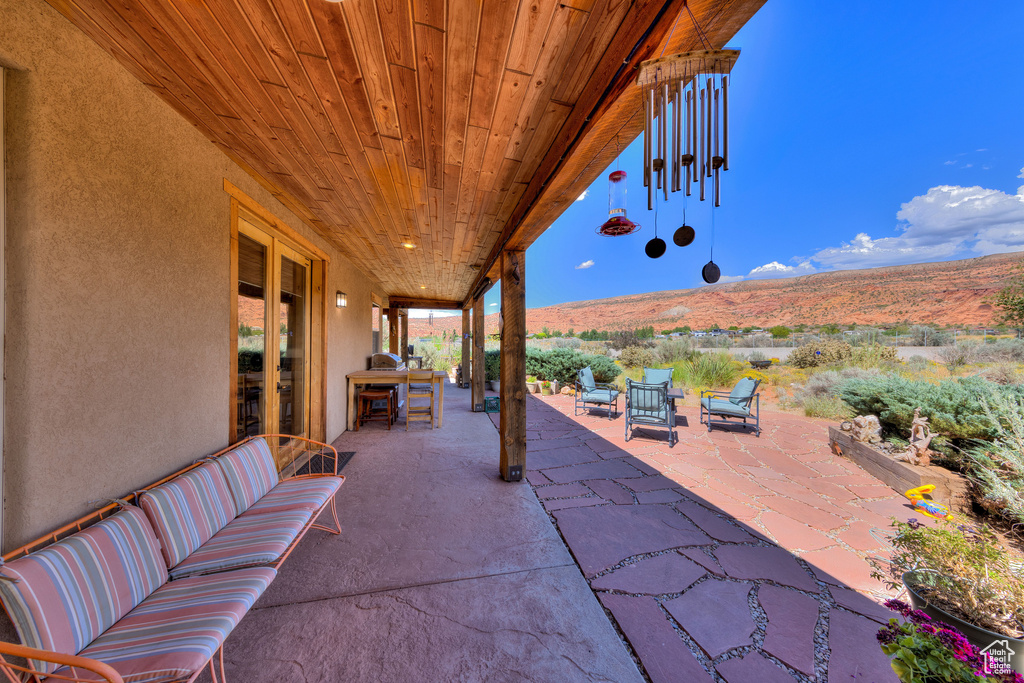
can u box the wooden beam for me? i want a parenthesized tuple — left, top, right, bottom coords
(386, 296, 463, 310)
(499, 249, 526, 482)
(400, 310, 409, 364)
(388, 307, 399, 355)
(472, 296, 485, 411)
(461, 308, 471, 389)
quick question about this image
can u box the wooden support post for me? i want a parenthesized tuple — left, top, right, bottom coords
(461, 308, 471, 389)
(388, 307, 399, 355)
(472, 296, 485, 411)
(499, 249, 526, 482)
(400, 309, 409, 365)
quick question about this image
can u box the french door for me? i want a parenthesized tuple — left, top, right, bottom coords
(236, 216, 312, 462)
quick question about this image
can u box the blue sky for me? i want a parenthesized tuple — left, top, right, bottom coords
(493, 0, 1024, 312)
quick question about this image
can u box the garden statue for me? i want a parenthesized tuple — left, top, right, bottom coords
(842, 415, 882, 444)
(895, 408, 935, 466)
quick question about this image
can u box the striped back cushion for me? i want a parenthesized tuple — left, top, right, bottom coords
(214, 438, 280, 512)
(0, 507, 167, 673)
(140, 461, 237, 569)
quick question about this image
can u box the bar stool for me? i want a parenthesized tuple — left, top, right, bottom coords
(356, 388, 393, 431)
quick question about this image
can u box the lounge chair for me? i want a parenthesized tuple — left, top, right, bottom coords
(574, 366, 619, 419)
(700, 377, 761, 436)
(625, 378, 676, 446)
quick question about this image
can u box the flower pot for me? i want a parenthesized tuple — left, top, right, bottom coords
(526, 382, 539, 393)
(491, 380, 500, 395)
(541, 386, 553, 395)
(903, 570, 1023, 675)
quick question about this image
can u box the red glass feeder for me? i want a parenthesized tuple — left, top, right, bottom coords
(596, 170, 640, 236)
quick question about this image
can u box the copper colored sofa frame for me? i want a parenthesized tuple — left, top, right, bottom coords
(0, 434, 343, 683)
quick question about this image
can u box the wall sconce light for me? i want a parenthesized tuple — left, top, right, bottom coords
(336, 291, 347, 308)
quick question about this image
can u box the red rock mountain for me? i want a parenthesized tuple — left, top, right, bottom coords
(407, 253, 1020, 337)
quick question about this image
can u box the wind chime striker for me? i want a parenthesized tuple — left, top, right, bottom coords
(638, 48, 738, 210)
(597, 169, 640, 236)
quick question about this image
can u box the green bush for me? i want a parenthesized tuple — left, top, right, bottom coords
(789, 340, 853, 368)
(850, 344, 899, 368)
(619, 345, 656, 369)
(837, 375, 1024, 442)
(506, 347, 620, 385)
(967, 393, 1024, 526)
(654, 338, 697, 364)
(672, 351, 738, 390)
(802, 395, 852, 419)
(484, 350, 500, 381)
(237, 349, 263, 374)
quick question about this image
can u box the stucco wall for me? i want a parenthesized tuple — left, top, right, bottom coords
(0, 0, 377, 550)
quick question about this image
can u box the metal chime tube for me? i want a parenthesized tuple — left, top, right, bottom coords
(691, 79, 698, 193)
(714, 83, 721, 207)
(646, 87, 655, 210)
(656, 85, 663, 191)
(683, 88, 692, 196)
(705, 77, 713, 179)
(661, 81, 670, 200)
(671, 86, 680, 192)
(722, 75, 729, 171)
(699, 83, 705, 201)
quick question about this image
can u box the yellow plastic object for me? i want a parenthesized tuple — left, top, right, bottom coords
(905, 485, 954, 520)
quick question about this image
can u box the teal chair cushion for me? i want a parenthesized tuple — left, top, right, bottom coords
(702, 397, 751, 417)
(729, 377, 758, 405)
(642, 368, 673, 387)
(582, 389, 618, 404)
(629, 407, 669, 423)
(578, 366, 596, 392)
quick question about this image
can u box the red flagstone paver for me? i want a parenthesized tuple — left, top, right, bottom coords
(541, 496, 607, 512)
(525, 470, 551, 486)
(674, 499, 759, 543)
(542, 458, 644, 483)
(838, 520, 889, 552)
(635, 488, 684, 504)
(534, 482, 590, 499)
(599, 594, 713, 683)
(847, 483, 903, 499)
(680, 548, 727, 576)
(664, 579, 755, 658)
(830, 586, 897, 624)
(713, 545, 819, 592)
(759, 584, 820, 675)
(682, 486, 762, 521)
(760, 495, 847, 531)
(591, 552, 706, 594)
(585, 479, 635, 505)
(553, 505, 711, 576)
(758, 510, 837, 552)
(615, 476, 678, 492)
(828, 609, 899, 682)
(801, 546, 889, 593)
(529, 445, 599, 470)
(717, 652, 800, 683)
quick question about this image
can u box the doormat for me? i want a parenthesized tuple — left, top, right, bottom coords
(295, 451, 355, 476)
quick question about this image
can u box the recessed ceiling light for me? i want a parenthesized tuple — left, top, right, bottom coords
(402, 242, 416, 249)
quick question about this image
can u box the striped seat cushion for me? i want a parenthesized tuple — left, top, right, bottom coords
(53, 567, 276, 683)
(167, 509, 311, 580)
(240, 477, 343, 517)
(214, 438, 280, 513)
(140, 461, 238, 570)
(0, 507, 167, 674)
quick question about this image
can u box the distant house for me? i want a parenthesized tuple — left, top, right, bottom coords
(691, 331, 708, 337)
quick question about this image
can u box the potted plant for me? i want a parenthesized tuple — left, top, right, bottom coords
(877, 599, 1023, 682)
(485, 350, 500, 393)
(872, 518, 1024, 676)
(541, 380, 553, 396)
(526, 375, 539, 393)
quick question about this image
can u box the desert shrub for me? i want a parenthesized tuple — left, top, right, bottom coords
(908, 325, 953, 346)
(607, 329, 655, 350)
(966, 393, 1024, 526)
(850, 344, 899, 368)
(938, 342, 977, 370)
(747, 350, 768, 362)
(789, 340, 853, 368)
(484, 349, 500, 381)
(837, 375, 1024, 442)
(696, 335, 730, 348)
(673, 351, 738, 390)
(799, 367, 881, 400)
(982, 363, 1021, 386)
(803, 395, 852, 419)
(619, 345, 657, 369)
(654, 338, 697, 364)
(551, 336, 582, 349)
(522, 348, 620, 385)
(904, 355, 930, 371)
(579, 341, 608, 356)
(976, 338, 1024, 363)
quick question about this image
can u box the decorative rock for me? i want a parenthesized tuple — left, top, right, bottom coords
(560, 386, 573, 395)
(713, 545, 818, 592)
(759, 584, 819, 675)
(664, 579, 755, 658)
(717, 652, 798, 683)
(591, 552, 706, 595)
(599, 593, 714, 683)
(842, 414, 882, 443)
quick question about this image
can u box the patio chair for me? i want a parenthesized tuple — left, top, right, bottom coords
(700, 377, 761, 436)
(642, 367, 673, 387)
(624, 378, 676, 446)
(574, 366, 619, 419)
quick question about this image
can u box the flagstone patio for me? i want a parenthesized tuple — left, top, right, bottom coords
(491, 393, 916, 682)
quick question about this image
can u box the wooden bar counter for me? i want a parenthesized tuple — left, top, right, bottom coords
(346, 370, 447, 431)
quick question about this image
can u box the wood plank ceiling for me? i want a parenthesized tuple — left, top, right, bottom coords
(45, 0, 765, 305)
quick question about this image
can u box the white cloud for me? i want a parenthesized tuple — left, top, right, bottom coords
(746, 260, 817, 279)
(965, 163, 974, 168)
(488, 302, 497, 307)
(716, 275, 745, 283)
(944, 160, 956, 165)
(977, 148, 988, 152)
(1018, 167, 1024, 179)
(576, 190, 589, 202)
(575, 259, 595, 270)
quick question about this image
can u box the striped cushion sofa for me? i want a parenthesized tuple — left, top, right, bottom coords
(0, 435, 343, 683)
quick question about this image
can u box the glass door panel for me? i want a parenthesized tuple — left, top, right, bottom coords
(277, 249, 310, 444)
(236, 232, 269, 441)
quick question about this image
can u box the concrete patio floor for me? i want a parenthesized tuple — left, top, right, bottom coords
(496, 392, 915, 683)
(207, 384, 642, 682)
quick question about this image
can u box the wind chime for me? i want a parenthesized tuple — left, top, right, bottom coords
(636, 3, 739, 280)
